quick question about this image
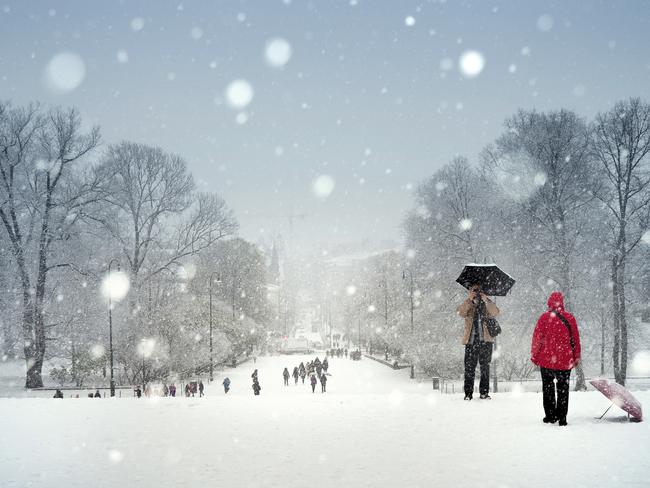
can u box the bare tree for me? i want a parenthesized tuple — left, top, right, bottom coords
(0, 102, 100, 387)
(89, 142, 237, 366)
(483, 109, 598, 390)
(591, 98, 650, 385)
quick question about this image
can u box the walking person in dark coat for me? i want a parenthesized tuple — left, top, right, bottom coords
(322, 358, 329, 373)
(310, 374, 317, 393)
(222, 377, 231, 394)
(94, 389, 101, 398)
(252, 369, 258, 382)
(198, 380, 205, 397)
(457, 283, 500, 400)
(292, 367, 299, 385)
(252, 378, 261, 396)
(283, 367, 290, 386)
(320, 373, 328, 393)
(531, 292, 581, 426)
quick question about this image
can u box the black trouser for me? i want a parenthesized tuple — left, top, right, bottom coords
(541, 367, 571, 421)
(321, 383, 326, 393)
(464, 342, 493, 396)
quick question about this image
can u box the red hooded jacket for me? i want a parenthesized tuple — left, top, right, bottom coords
(531, 292, 581, 371)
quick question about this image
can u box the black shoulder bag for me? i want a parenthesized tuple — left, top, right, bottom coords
(486, 316, 501, 337)
(481, 300, 501, 337)
(555, 311, 576, 361)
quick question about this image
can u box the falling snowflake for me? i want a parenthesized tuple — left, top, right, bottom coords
(536, 14, 554, 32)
(459, 218, 473, 231)
(459, 50, 485, 78)
(130, 17, 145, 31)
(44, 52, 86, 93)
(265, 38, 293, 68)
(225, 80, 254, 109)
(313, 175, 336, 198)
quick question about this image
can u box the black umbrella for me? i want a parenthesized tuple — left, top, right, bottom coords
(456, 263, 515, 297)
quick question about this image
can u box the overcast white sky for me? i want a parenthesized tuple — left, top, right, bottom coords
(2, 0, 649, 254)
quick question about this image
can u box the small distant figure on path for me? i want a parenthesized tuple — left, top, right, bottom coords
(310, 374, 317, 393)
(320, 373, 328, 393)
(185, 384, 191, 397)
(199, 380, 205, 397)
(223, 377, 231, 394)
(531, 291, 581, 427)
(252, 378, 261, 396)
(292, 366, 299, 385)
(322, 358, 329, 373)
(283, 367, 290, 386)
(53, 389, 63, 399)
(252, 369, 258, 382)
(299, 363, 307, 383)
(169, 384, 176, 397)
(135, 386, 142, 398)
(94, 389, 101, 398)
(163, 384, 169, 397)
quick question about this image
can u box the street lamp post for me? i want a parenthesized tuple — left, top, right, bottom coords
(107, 258, 120, 397)
(403, 269, 415, 379)
(208, 272, 221, 382)
(141, 338, 146, 393)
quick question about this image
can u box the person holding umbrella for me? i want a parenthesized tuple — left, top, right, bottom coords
(531, 291, 581, 426)
(457, 283, 500, 400)
(456, 264, 514, 401)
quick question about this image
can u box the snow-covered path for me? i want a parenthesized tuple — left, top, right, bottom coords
(1, 354, 649, 488)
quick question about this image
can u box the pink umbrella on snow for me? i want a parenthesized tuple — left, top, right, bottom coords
(589, 378, 643, 422)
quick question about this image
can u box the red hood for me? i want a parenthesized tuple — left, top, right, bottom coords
(547, 291, 565, 311)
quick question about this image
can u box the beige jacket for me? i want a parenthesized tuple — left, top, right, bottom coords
(456, 298, 500, 345)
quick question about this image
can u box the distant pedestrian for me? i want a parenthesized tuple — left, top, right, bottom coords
(292, 367, 299, 385)
(300, 369, 306, 384)
(199, 380, 205, 397)
(252, 379, 261, 396)
(135, 386, 142, 398)
(185, 384, 191, 397)
(320, 373, 328, 393)
(170, 384, 176, 397)
(223, 377, 231, 394)
(252, 369, 258, 382)
(531, 291, 581, 427)
(323, 358, 329, 373)
(163, 384, 169, 397)
(310, 374, 317, 393)
(53, 389, 63, 399)
(94, 389, 101, 398)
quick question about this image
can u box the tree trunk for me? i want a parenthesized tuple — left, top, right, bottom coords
(612, 256, 622, 385)
(618, 257, 628, 385)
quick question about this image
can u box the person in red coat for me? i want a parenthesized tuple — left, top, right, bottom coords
(531, 291, 581, 426)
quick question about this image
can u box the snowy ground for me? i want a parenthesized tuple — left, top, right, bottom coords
(1, 354, 649, 488)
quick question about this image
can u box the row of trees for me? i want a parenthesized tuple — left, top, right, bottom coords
(330, 98, 650, 387)
(0, 101, 270, 388)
